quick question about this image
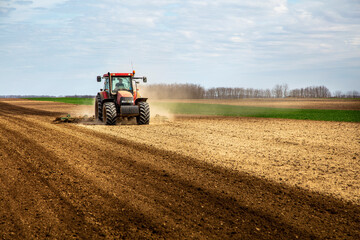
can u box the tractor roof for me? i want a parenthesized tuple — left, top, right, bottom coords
(103, 73, 133, 77)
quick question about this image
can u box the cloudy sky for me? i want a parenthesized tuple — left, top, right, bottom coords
(0, 0, 359, 95)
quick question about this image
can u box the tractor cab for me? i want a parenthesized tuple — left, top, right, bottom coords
(97, 71, 147, 99)
(99, 73, 133, 94)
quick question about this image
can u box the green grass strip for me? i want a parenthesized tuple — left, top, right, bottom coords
(24, 97, 94, 105)
(152, 102, 360, 122)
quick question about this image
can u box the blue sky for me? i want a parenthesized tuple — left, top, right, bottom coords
(0, 0, 359, 95)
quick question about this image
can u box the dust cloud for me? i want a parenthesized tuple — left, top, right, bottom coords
(140, 84, 198, 100)
(140, 86, 175, 122)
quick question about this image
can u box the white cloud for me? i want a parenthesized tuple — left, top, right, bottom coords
(274, 3, 288, 14)
(1, 0, 68, 12)
(345, 37, 360, 46)
(230, 36, 246, 43)
(0, 0, 69, 23)
(30, 0, 68, 8)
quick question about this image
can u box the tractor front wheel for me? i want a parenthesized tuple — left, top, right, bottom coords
(137, 102, 150, 125)
(102, 102, 117, 125)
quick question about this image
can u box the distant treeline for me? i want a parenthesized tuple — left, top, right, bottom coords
(142, 84, 359, 99)
(1, 85, 359, 99)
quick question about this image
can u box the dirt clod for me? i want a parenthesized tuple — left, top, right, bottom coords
(53, 114, 95, 123)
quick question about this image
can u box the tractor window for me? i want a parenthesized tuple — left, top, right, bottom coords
(112, 77, 132, 92)
(104, 78, 109, 91)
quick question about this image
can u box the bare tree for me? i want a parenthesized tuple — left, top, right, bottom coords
(334, 91, 342, 98)
(282, 84, 289, 97)
(272, 84, 283, 98)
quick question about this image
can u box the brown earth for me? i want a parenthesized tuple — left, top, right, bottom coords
(84, 116, 360, 204)
(0, 99, 359, 239)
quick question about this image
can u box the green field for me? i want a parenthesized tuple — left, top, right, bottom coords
(152, 102, 360, 122)
(25, 98, 360, 122)
(25, 97, 95, 105)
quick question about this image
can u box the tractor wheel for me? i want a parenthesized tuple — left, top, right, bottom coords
(137, 102, 150, 125)
(102, 102, 117, 125)
(95, 96, 103, 121)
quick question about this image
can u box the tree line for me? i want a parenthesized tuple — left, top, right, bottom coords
(142, 83, 359, 99)
(1, 84, 358, 99)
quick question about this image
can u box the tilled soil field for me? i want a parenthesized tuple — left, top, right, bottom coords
(0, 99, 359, 239)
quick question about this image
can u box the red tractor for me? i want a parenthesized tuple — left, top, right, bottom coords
(95, 71, 150, 125)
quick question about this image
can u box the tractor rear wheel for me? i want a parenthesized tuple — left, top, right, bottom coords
(137, 102, 150, 125)
(95, 96, 103, 121)
(102, 102, 117, 125)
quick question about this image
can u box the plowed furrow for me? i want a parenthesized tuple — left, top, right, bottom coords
(0, 120, 168, 238)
